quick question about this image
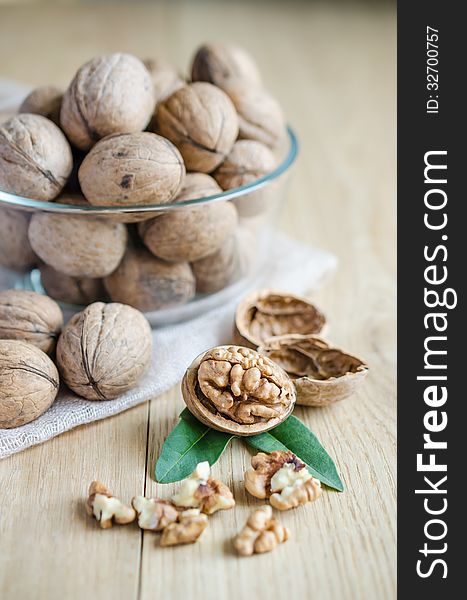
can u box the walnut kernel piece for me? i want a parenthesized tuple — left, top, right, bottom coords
(19, 86, 63, 125)
(258, 334, 369, 407)
(234, 505, 290, 556)
(86, 481, 136, 529)
(0, 339, 59, 428)
(0, 114, 72, 201)
(235, 289, 327, 348)
(78, 132, 185, 207)
(244, 451, 322, 510)
(191, 43, 262, 92)
(171, 461, 235, 515)
(160, 509, 208, 547)
(132, 497, 179, 531)
(56, 302, 152, 400)
(0, 289, 63, 354)
(60, 53, 154, 151)
(155, 82, 238, 173)
(182, 345, 296, 435)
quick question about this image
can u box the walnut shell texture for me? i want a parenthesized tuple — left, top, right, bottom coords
(0, 114, 72, 201)
(60, 53, 155, 151)
(104, 245, 195, 312)
(40, 265, 108, 306)
(138, 192, 238, 263)
(0, 208, 37, 272)
(56, 302, 152, 400)
(155, 82, 239, 173)
(0, 339, 59, 428)
(192, 234, 241, 294)
(182, 345, 296, 435)
(19, 86, 63, 126)
(78, 132, 185, 207)
(227, 85, 286, 149)
(28, 209, 128, 278)
(258, 335, 368, 407)
(0, 289, 63, 355)
(143, 58, 185, 105)
(191, 43, 262, 91)
(235, 289, 327, 348)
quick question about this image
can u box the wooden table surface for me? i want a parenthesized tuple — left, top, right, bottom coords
(0, 2, 396, 599)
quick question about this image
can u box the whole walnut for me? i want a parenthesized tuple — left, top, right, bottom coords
(60, 53, 155, 151)
(0, 289, 63, 354)
(191, 43, 262, 91)
(155, 82, 238, 173)
(104, 245, 195, 312)
(28, 204, 128, 278)
(19, 86, 63, 126)
(0, 339, 59, 428)
(0, 208, 37, 272)
(227, 84, 286, 149)
(214, 140, 276, 217)
(143, 58, 185, 105)
(56, 302, 152, 400)
(78, 132, 185, 206)
(138, 174, 238, 263)
(40, 265, 108, 306)
(0, 114, 73, 201)
(192, 234, 241, 294)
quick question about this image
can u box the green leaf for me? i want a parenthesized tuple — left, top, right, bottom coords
(155, 409, 235, 483)
(245, 415, 344, 492)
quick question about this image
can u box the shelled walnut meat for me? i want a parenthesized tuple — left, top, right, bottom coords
(138, 173, 238, 263)
(234, 505, 290, 556)
(155, 82, 239, 173)
(0, 289, 63, 354)
(182, 345, 296, 435)
(235, 289, 327, 348)
(40, 265, 108, 306)
(60, 53, 154, 151)
(86, 481, 136, 529)
(0, 208, 37, 272)
(259, 334, 369, 406)
(19, 85, 63, 125)
(56, 302, 152, 400)
(132, 496, 179, 531)
(0, 113, 72, 201)
(191, 43, 262, 92)
(171, 461, 235, 515)
(28, 204, 128, 278)
(78, 132, 185, 207)
(160, 509, 208, 547)
(104, 245, 195, 312)
(245, 451, 322, 510)
(0, 339, 59, 428)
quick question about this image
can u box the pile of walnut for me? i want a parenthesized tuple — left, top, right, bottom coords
(0, 289, 152, 429)
(0, 44, 287, 311)
(87, 453, 317, 555)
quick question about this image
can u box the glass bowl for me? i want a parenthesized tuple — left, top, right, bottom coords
(0, 127, 298, 326)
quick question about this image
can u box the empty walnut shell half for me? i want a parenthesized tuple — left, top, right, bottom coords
(258, 335, 368, 407)
(234, 290, 326, 348)
(182, 345, 296, 435)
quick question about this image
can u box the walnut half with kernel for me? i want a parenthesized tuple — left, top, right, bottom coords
(182, 345, 296, 435)
(244, 450, 322, 510)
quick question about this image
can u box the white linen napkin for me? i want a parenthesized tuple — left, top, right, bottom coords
(0, 79, 337, 458)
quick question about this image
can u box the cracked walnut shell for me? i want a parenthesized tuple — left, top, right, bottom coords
(0, 339, 59, 428)
(160, 508, 208, 547)
(235, 289, 327, 348)
(191, 43, 262, 92)
(56, 302, 152, 400)
(155, 82, 238, 173)
(0, 289, 63, 354)
(132, 497, 179, 531)
(86, 481, 136, 529)
(60, 53, 154, 151)
(244, 451, 322, 510)
(171, 461, 235, 515)
(234, 505, 290, 556)
(0, 114, 72, 201)
(258, 334, 369, 407)
(78, 132, 185, 207)
(182, 345, 296, 435)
